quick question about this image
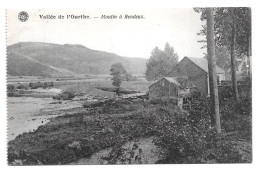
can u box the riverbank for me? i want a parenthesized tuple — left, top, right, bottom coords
(7, 88, 86, 141)
(8, 98, 165, 165)
(7, 94, 252, 165)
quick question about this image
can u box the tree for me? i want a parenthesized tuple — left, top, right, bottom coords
(145, 43, 179, 81)
(194, 8, 251, 58)
(110, 63, 126, 96)
(230, 8, 240, 102)
(164, 42, 179, 65)
(206, 8, 221, 134)
(194, 7, 251, 102)
(215, 46, 230, 72)
(204, 46, 230, 73)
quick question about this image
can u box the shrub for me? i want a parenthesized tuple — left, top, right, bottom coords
(149, 98, 179, 107)
(154, 98, 249, 163)
(220, 97, 251, 140)
(53, 91, 75, 100)
(218, 86, 233, 100)
(7, 84, 15, 92)
(62, 91, 75, 99)
(7, 92, 14, 97)
(17, 84, 26, 89)
(153, 104, 215, 163)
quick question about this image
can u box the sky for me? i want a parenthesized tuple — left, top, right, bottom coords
(7, 9, 206, 59)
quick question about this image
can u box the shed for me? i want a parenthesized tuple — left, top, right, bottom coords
(148, 76, 197, 99)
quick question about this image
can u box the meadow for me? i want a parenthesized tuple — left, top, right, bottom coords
(8, 75, 153, 98)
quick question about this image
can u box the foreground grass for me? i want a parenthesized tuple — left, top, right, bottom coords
(8, 96, 252, 165)
(8, 99, 158, 165)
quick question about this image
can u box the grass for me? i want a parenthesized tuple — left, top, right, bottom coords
(7, 83, 252, 165)
(8, 76, 152, 99)
(55, 79, 115, 98)
(8, 99, 158, 165)
(54, 77, 152, 99)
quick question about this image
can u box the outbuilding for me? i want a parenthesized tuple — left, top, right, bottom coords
(148, 76, 197, 99)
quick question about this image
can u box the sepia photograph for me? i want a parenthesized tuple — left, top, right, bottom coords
(6, 8, 252, 165)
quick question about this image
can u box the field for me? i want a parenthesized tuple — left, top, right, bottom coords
(8, 75, 153, 97)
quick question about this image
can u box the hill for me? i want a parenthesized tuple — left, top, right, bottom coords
(7, 42, 147, 77)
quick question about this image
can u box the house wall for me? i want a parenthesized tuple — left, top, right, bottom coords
(217, 73, 225, 81)
(168, 58, 209, 95)
(149, 78, 178, 99)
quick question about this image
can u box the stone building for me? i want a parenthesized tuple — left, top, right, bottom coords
(168, 57, 225, 96)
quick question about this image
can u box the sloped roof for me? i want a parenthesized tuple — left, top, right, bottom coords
(153, 76, 197, 89)
(163, 77, 180, 86)
(185, 57, 225, 74)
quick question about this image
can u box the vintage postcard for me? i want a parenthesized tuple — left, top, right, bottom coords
(6, 8, 252, 165)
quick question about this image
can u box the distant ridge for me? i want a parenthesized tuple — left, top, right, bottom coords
(7, 42, 147, 77)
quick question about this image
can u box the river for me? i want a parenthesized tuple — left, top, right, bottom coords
(7, 97, 60, 141)
(7, 88, 84, 141)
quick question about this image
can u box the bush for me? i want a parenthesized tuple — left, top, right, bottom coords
(62, 91, 75, 98)
(7, 92, 14, 97)
(153, 103, 215, 163)
(53, 91, 75, 100)
(17, 84, 26, 89)
(149, 98, 179, 106)
(220, 97, 251, 140)
(218, 85, 252, 102)
(7, 84, 15, 92)
(154, 98, 250, 163)
(218, 86, 233, 99)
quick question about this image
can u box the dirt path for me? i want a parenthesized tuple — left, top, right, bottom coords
(68, 137, 161, 165)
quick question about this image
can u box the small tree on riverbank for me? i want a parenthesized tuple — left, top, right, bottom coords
(110, 63, 126, 96)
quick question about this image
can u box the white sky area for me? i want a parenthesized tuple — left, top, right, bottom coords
(7, 9, 206, 59)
